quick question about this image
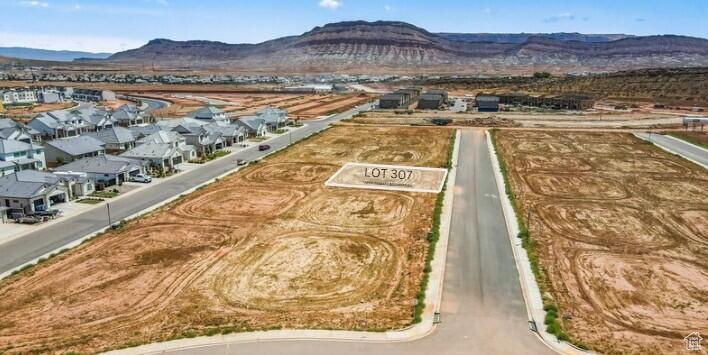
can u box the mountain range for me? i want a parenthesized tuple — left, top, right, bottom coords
(0, 47, 111, 62)
(5, 21, 708, 74)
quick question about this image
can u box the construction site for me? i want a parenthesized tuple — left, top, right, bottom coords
(0, 125, 452, 354)
(493, 130, 708, 354)
(146, 92, 373, 119)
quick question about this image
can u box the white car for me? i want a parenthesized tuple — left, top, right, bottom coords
(130, 173, 153, 183)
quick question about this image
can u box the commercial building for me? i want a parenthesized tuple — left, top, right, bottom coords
(417, 90, 448, 110)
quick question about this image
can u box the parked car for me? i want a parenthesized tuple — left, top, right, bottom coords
(236, 159, 248, 166)
(130, 173, 153, 183)
(258, 144, 271, 151)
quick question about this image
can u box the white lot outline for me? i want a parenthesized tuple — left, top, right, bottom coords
(325, 162, 449, 193)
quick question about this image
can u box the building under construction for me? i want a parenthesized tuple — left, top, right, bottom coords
(417, 89, 449, 110)
(379, 87, 422, 109)
(484, 92, 595, 110)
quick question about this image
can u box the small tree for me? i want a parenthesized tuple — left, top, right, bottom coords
(533, 71, 552, 79)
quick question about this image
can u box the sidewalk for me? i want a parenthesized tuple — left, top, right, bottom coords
(105, 130, 461, 355)
(0, 125, 307, 247)
(485, 130, 592, 355)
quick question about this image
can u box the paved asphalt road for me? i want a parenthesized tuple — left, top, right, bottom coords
(636, 132, 708, 167)
(0, 103, 373, 274)
(168, 130, 554, 355)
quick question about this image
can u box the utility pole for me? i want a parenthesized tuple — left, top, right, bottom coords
(107, 203, 112, 228)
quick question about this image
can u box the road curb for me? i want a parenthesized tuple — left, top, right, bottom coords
(102, 127, 460, 355)
(634, 133, 708, 169)
(485, 130, 593, 355)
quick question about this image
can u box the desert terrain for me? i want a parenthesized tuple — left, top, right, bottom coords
(493, 130, 708, 354)
(0, 125, 452, 354)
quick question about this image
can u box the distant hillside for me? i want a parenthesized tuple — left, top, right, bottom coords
(104, 21, 708, 74)
(437, 32, 632, 44)
(0, 47, 111, 62)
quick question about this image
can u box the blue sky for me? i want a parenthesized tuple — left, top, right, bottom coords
(0, 0, 706, 52)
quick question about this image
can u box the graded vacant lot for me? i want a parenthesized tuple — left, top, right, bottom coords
(494, 130, 708, 354)
(0, 125, 452, 354)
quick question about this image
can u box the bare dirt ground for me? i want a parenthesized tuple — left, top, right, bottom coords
(141, 92, 370, 119)
(350, 110, 685, 129)
(0, 126, 452, 354)
(495, 130, 708, 354)
(0, 102, 76, 121)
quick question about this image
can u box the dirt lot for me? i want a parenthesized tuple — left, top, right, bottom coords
(350, 109, 684, 129)
(0, 102, 76, 121)
(145, 92, 371, 119)
(0, 126, 452, 354)
(494, 130, 708, 354)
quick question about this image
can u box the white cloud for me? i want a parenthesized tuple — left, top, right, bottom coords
(319, 0, 341, 10)
(19, 1, 49, 8)
(0, 31, 145, 53)
(73, 4, 81, 10)
(384, 5, 393, 12)
(543, 12, 575, 23)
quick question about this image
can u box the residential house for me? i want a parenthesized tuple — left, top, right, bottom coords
(128, 124, 165, 140)
(55, 154, 146, 187)
(86, 126, 136, 153)
(112, 104, 146, 127)
(0, 138, 46, 172)
(0, 119, 43, 143)
(81, 107, 115, 132)
(138, 130, 196, 162)
(235, 117, 267, 137)
(44, 135, 105, 166)
(0, 161, 15, 177)
(28, 111, 88, 140)
(121, 142, 184, 172)
(256, 106, 288, 130)
(170, 120, 225, 156)
(0, 170, 69, 215)
(51, 171, 95, 198)
(203, 121, 246, 147)
(189, 106, 227, 121)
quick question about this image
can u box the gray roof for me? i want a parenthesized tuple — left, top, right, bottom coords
(476, 95, 500, 103)
(0, 170, 61, 199)
(380, 93, 405, 101)
(235, 117, 265, 132)
(190, 106, 225, 120)
(0, 161, 15, 170)
(87, 127, 135, 145)
(45, 136, 105, 156)
(122, 142, 181, 159)
(0, 118, 18, 129)
(129, 124, 164, 139)
(0, 138, 41, 154)
(56, 154, 145, 175)
(138, 130, 183, 145)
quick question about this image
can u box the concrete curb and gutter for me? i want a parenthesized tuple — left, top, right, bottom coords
(485, 130, 594, 355)
(634, 133, 708, 169)
(103, 129, 461, 354)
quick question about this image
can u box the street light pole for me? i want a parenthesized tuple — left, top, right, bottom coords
(107, 203, 112, 228)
